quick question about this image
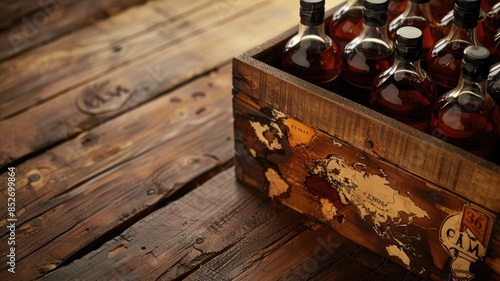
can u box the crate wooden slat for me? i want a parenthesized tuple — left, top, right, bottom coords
(0, 0, 338, 169)
(0, 64, 234, 281)
(39, 168, 422, 281)
(0, 0, 147, 61)
(232, 15, 500, 281)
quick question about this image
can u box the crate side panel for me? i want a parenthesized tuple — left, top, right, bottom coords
(233, 92, 498, 281)
(232, 56, 500, 214)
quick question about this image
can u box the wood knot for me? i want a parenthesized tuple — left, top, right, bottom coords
(187, 158, 200, 165)
(192, 91, 206, 100)
(365, 139, 374, 149)
(28, 173, 41, 182)
(30, 218, 43, 227)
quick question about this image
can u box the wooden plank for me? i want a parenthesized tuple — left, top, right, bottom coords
(0, 0, 343, 121)
(0, 0, 342, 167)
(232, 52, 500, 215)
(0, 64, 233, 280)
(233, 91, 498, 280)
(39, 168, 421, 281)
(0, 63, 231, 236)
(0, 0, 343, 168)
(0, 0, 212, 119)
(0, 0, 147, 60)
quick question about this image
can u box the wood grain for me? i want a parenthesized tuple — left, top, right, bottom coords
(0, 0, 147, 61)
(232, 49, 500, 215)
(0, 0, 212, 119)
(40, 168, 422, 281)
(233, 92, 498, 280)
(0, 64, 233, 280)
(0, 0, 342, 168)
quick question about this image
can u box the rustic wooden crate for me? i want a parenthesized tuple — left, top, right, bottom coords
(232, 9, 500, 281)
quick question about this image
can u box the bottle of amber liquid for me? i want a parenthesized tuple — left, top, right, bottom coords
(488, 62, 500, 163)
(489, 62, 500, 107)
(484, 3, 500, 58)
(341, 0, 394, 106)
(430, 46, 498, 161)
(371, 27, 437, 132)
(438, 2, 491, 48)
(388, 0, 438, 66)
(329, 0, 364, 51)
(427, 0, 483, 95)
(283, 0, 341, 85)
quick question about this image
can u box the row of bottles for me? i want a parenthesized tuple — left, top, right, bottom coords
(281, 0, 500, 162)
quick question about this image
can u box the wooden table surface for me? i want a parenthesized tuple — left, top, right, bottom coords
(0, 0, 423, 280)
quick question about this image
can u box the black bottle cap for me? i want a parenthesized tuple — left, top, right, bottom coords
(395, 26, 423, 62)
(453, 0, 481, 29)
(409, 0, 430, 3)
(363, 0, 388, 27)
(300, 0, 325, 26)
(462, 46, 491, 82)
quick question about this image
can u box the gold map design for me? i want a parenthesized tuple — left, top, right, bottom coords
(248, 108, 431, 270)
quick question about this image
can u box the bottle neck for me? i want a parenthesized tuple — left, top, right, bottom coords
(403, 1, 435, 23)
(392, 56, 425, 75)
(446, 24, 481, 46)
(359, 21, 392, 45)
(452, 74, 489, 99)
(297, 22, 328, 41)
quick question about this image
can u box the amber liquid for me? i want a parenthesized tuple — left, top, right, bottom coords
(371, 73, 436, 132)
(430, 95, 498, 160)
(427, 40, 471, 94)
(341, 51, 393, 105)
(441, 22, 488, 49)
(329, 12, 363, 51)
(388, 0, 408, 23)
(283, 43, 341, 85)
(430, 0, 455, 22)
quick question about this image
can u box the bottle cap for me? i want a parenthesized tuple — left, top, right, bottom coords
(395, 26, 423, 62)
(453, 0, 481, 29)
(409, 0, 430, 3)
(462, 46, 491, 82)
(300, 0, 325, 26)
(363, 0, 388, 27)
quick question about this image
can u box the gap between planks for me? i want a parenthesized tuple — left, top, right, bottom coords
(40, 168, 422, 281)
(0, 63, 234, 280)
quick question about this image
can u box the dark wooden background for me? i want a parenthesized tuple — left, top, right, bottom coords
(0, 0, 429, 280)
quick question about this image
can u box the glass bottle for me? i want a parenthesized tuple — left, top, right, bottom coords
(430, 46, 498, 160)
(491, 28, 500, 63)
(488, 62, 500, 163)
(371, 27, 437, 132)
(483, 2, 500, 52)
(437, 0, 494, 47)
(328, 0, 364, 51)
(388, 0, 439, 66)
(341, 0, 394, 105)
(427, 0, 483, 95)
(488, 62, 500, 107)
(282, 0, 341, 85)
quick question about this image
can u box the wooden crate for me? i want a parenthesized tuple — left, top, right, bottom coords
(232, 9, 500, 281)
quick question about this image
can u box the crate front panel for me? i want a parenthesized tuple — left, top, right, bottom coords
(232, 54, 500, 215)
(233, 91, 496, 280)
